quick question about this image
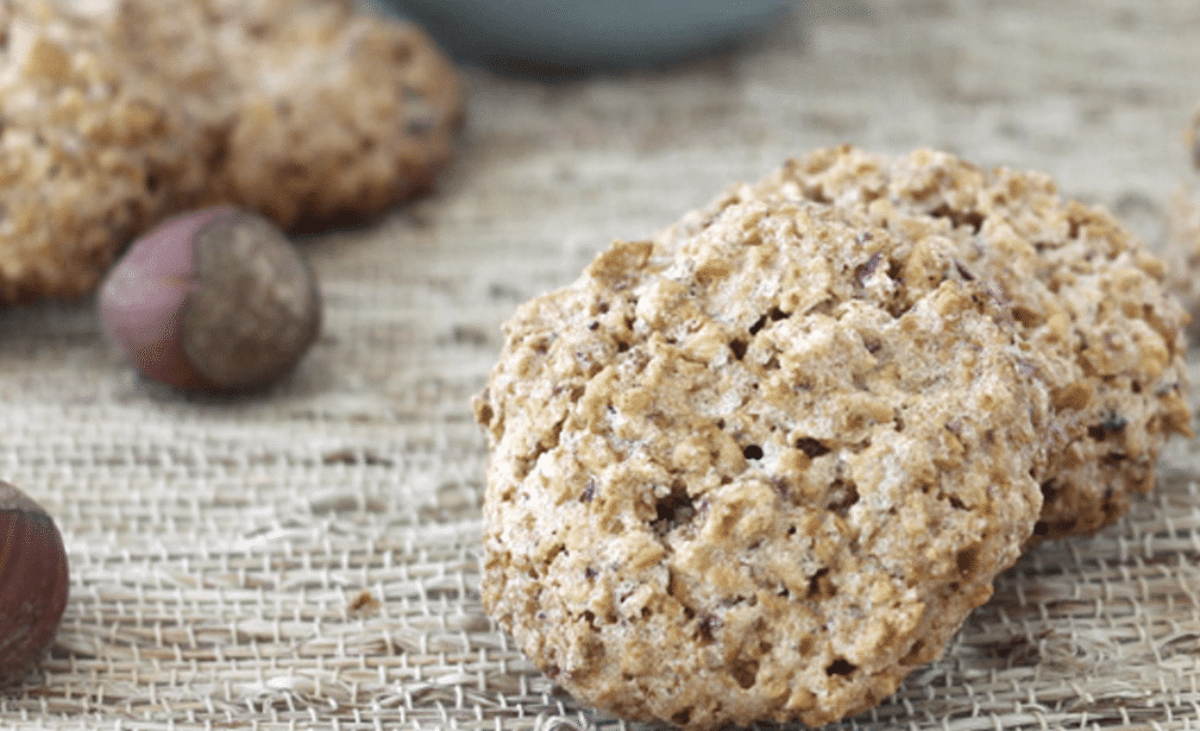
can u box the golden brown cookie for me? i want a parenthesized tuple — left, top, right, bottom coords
(730, 147, 1191, 542)
(1186, 104, 1200, 170)
(0, 0, 463, 304)
(184, 0, 464, 232)
(475, 187, 1052, 728)
(1165, 185, 1200, 335)
(0, 0, 204, 303)
(1164, 105, 1200, 338)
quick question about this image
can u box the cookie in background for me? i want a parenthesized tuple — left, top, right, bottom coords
(1164, 104, 1200, 339)
(0, 0, 463, 305)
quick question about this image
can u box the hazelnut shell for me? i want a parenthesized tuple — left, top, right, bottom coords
(99, 206, 321, 392)
(0, 481, 69, 685)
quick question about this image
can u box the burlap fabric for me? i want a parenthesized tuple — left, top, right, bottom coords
(3, 1, 1200, 728)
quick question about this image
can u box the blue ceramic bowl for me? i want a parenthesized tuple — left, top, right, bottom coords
(367, 0, 794, 76)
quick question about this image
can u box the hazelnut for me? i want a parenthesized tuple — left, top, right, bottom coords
(99, 206, 322, 392)
(0, 481, 69, 685)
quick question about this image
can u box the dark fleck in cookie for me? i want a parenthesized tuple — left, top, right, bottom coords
(474, 182, 1052, 728)
(740, 147, 1190, 543)
(0, 0, 463, 304)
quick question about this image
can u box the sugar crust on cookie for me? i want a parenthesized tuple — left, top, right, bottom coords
(475, 177, 1052, 728)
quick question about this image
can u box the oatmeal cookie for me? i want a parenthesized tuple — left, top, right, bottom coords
(1163, 106, 1200, 338)
(183, 0, 464, 232)
(0, 0, 462, 304)
(1186, 103, 1200, 171)
(0, 0, 204, 303)
(1163, 183, 1200, 337)
(724, 146, 1191, 542)
(475, 191, 1051, 728)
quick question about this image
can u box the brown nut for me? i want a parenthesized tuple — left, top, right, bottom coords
(0, 481, 69, 685)
(99, 206, 322, 393)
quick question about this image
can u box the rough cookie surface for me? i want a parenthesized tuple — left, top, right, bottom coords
(0, 0, 463, 304)
(727, 147, 1191, 542)
(475, 185, 1052, 728)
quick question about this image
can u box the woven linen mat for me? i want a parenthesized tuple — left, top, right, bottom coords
(3, 1, 1200, 729)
